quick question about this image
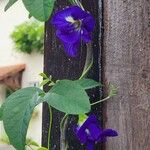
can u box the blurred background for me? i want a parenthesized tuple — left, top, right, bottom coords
(0, 0, 44, 149)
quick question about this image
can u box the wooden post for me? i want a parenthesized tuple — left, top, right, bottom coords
(103, 0, 150, 149)
(42, 0, 102, 149)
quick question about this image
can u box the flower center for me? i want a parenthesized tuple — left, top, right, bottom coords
(65, 16, 82, 30)
(65, 16, 76, 23)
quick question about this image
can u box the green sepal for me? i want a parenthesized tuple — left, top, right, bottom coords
(78, 114, 88, 125)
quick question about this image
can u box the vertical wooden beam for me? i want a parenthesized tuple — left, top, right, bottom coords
(42, 0, 102, 149)
(103, 0, 150, 149)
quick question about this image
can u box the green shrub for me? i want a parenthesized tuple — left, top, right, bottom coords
(11, 21, 44, 54)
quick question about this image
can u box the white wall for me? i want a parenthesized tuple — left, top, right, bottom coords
(0, 0, 44, 146)
(0, 0, 44, 88)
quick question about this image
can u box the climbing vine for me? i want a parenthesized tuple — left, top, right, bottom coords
(0, 0, 118, 150)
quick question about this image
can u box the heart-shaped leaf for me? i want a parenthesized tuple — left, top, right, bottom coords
(3, 87, 43, 150)
(44, 80, 91, 114)
(22, 0, 55, 21)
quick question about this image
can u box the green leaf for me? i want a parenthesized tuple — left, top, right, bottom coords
(44, 80, 91, 114)
(37, 147, 48, 150)
(22, 0, 55, 22)
(4, 0, 18, 11)
(0, 99, 10, 121)
(3, 87, 43, 150)
(74, 79, 102, 90)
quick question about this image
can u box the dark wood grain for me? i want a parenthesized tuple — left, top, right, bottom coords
(42, 0, 102, 149)
(102, 0, 150, 149)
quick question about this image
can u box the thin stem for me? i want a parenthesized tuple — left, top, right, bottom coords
(60, 114, 69, 150)
(74, 0, 84, 10)
(91, 96, 111, 106)
(48, 106, 53, 150)
(79, 43, 93, 80)
(60, 114, 68, 130)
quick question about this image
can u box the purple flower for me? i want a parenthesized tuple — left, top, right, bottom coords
(75, 115, 118, 150)
(51, 6, 95, 57)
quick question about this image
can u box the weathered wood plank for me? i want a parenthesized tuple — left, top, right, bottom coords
(103, 0, 150, 149)
(42, 0, 102, 149)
